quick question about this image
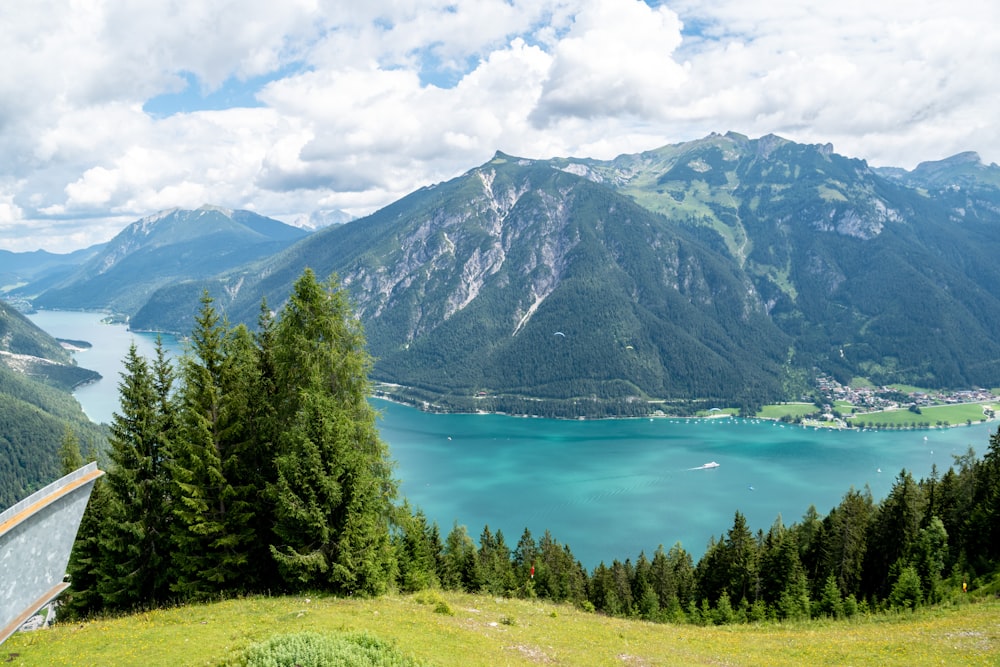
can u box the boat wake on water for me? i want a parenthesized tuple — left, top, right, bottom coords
(689, 461, 720, 470)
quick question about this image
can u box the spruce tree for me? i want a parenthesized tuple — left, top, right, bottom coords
(394, 501, 440, 592)
(819, 486, 873, 598)
(61, 427, 105, 619)
(723, 511, 758, 607)
(268, 270, 398, 595)
(512, 528, 538, 597)
(475, 525, 515, 595)
(171, 296, 269, 598)
(440, 522, 477, 590)
(220, 323, 278, 590)
(97, 343, 174, 610)
(58, 425, 84, 473)
(863, 469, 925, 599)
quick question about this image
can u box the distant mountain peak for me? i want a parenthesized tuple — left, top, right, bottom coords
(914, 151, 981, 171)
(31, 206, 308, 316)
(879, 150, 1000, 190)
(196, 203, 234, 216)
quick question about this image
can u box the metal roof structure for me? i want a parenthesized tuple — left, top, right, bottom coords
(0, 462, 103, 645)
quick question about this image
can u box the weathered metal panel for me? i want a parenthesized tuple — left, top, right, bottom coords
(0, 462, 103, 645)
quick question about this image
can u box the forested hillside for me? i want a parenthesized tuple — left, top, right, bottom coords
(0, 301, 106, 506)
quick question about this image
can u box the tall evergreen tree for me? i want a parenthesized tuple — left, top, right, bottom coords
(393, 502, 441, 592)
(819, 486, 873, 599)
(534, 530, 587, 604)
(758, 517, 802, 611)
(173, 293, 262, 598)
(61, 427, 105, 619)
(723, 511, 758, 606)
(863, 469, 925, 599)
(475, 525, 515, 595)
(97, 343, 175, 610)
(268, 270, 398, 595)
(440, 522, 478, 591)
(695, 535, 725, 605)
(911, 516, 949, 604)
(966, 427, 1000, 572)
(218, 323, 277, 590)
(58, 425, 84, 473)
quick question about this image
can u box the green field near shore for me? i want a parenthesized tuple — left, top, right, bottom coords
(755, 403, 817, 420)
(754, 400, 1000, 429)
(847, 402, 997, 427)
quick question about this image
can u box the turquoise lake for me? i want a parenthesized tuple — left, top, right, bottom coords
(29, 310, 997, 568)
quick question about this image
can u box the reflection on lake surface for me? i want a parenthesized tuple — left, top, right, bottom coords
(28, 310, 998, 567)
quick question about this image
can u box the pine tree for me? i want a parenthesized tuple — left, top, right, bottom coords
(172, 293, 260, 599)
(632, 552, 659, 620)
(218, 324, 276, 590)
(723, 511, 758, 607)
(97, 343, 175, 610)
(61, 427, 103, 619)
(820, 486, 873, 598)
(534, 529, 587, 603)
(816, 574, 844, 619)
(58, 425, 84, 473)
(394, 501, 440, 592)
(666, 542, 696, 613)
(440, 522, 477, 590)
(475, 525, 515, 595)
(694, 536, 727, 605)
(268, 270, 398, 595)
(512, 528, 538, 598)
(863, 469, 925, 599)
(965, 427, 1000, 572)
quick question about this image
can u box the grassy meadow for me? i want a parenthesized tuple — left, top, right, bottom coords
(4, 592, 999, 666)
(847, 402, 997, 428)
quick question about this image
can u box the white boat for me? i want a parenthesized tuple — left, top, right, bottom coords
(692, 461, 720, 470)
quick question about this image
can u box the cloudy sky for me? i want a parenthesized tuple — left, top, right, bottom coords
(1, 0, 997, 252)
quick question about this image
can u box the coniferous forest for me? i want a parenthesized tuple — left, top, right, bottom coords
(62, 269, 1000, 625)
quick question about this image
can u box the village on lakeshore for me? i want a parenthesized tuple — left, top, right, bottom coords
(788, 376, 1000, 430)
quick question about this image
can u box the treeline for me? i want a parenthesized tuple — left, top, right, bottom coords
(375, 384, 730, 419)
(392, 433, 1000, 623)
(63, 269, 399, 617)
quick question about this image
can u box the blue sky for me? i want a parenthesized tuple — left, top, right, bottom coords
(0, 0, 997, 252)
(143, 71, 275, 117)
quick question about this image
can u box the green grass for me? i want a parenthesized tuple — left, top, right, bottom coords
(755, 403, 816, 420)
(848, 403, 996, 427)
(7, 592, 998, 666)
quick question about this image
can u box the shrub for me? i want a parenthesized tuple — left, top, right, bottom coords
(228, 631, 426, 667)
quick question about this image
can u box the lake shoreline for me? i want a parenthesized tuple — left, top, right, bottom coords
(373, 385, 998, 432)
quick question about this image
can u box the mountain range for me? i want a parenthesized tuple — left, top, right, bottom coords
(20, 205, 309, 316)
(8, 132, 1000, 416)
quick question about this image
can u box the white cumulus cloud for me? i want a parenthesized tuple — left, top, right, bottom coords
(0, 0, 997, 252)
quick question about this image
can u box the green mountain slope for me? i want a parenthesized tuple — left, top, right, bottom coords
(0, 301, 106, 506)
(554, 133, 1000, 388)
(30, 205, 309, 316)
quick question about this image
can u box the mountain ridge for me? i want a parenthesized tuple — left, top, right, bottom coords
(26, 206, 310, 315)
(15, 132, 1000, 415)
